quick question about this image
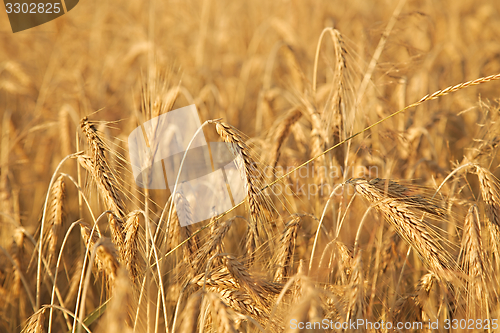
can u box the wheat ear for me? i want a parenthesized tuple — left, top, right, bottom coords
(178, 291, 204, 333)
(460, 205, 486, 280)
(97, 268, 133, 333)
(80, 118, 126, 252)
(474, 166, 500, 267)
(191, 217, 233, 274)
(346, 250, 364, 322)
(459, 205, 490, 318)
(349, 178, 457, 277)
(210, 121, 263, 241)
(326, 29, 348, 167)
(173, 192, 199, 260)
(224, 255, 270, 309)
(268, 107, 302, 171)
(274, 215, 300, 282)
(21, 308, 45, 333)
(123, 210, 142, 282)
(207, 292, 238, 333)
(46, 175, 65, 268)
(210, 288, 268, 318)
(96, 238, 120, 292)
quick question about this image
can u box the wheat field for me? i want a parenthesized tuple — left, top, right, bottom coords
(1, 0, 500, 332)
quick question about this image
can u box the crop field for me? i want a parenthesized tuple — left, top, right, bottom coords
(1, 0, 500, 332)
